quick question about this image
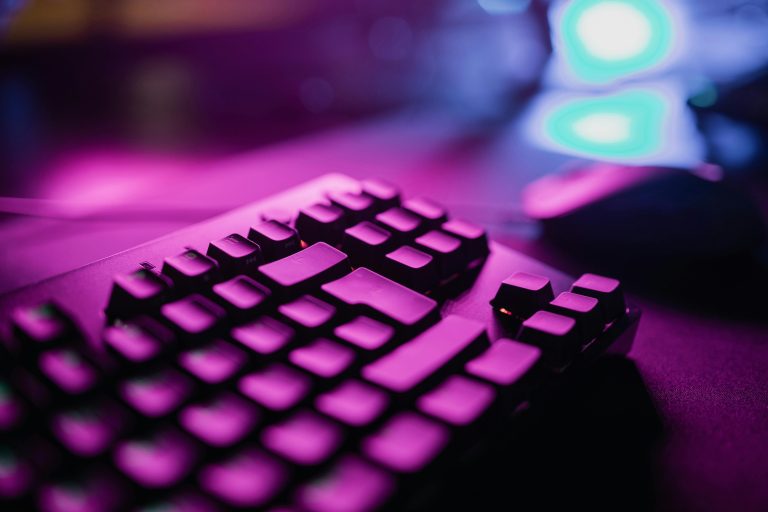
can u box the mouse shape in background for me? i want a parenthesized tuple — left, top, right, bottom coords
(523, 162, 767, 264)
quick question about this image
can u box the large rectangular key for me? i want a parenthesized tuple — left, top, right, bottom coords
(259, 242, 350, 298)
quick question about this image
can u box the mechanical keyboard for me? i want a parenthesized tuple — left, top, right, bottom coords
(0, 173, 640, 512)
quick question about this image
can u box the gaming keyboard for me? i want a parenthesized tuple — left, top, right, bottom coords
(0, 173, 640, 512)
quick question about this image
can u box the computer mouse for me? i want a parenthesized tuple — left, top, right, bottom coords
(522, 162, 767, 263)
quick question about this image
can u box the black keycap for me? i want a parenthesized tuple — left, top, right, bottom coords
(106, 268, 171, 318)
(11, 301, 76, 350)
(361, 178, 400, 211)
(278, 295, 336, 330)
(231, 316, 295, 357)
(103, 316, 172, 366)
(341, 221, 394, 268)
(441, 219, 489, 261)
(258, 242, 350, 298)
(212, 275, 271, 316)
(295, 203, 347, 246)
(162, 249, 218, 289)
(490, 272, 554, 318)
(329, 190, 376, 224)
(161, 294, 225, 339)
(571, 273, 626, 320)
(382, 246, 439, 292)
(374, 207, 424, 244)
(465, 338, 541, 387)
(402, 197, 448, 228)
(334, 316, 395, 353)
(178, 339, 247, 385)
(207, 234, 263, 277)
(414, 230, 465, 278)
(518, 310, 579, 364)
(547, 291, 604, 340)
(248, 220, 301, 261)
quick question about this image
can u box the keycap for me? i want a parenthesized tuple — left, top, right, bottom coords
(547, 291, 604, 340)
(490, 272, 554, 318)
(0, 445, 34, 499)
(114, 428, 197, 488)
(179, 392, 259, 448)
(249, 220, 301, 261)
(289, 338, 355, 379)
(11, 301, 75, 349)
(362, 412, 449, 473)
(51, 400, 126, 457)
(329, 191, 376, 224)
(199, 448, 286, 508)
(417, 375, 495, 427)
(441, 219, 488, 261)
(278, 295, 336, 330)
(161, 294, 225, 338)
(571, 273, 626, 320)
(382, 246, 439, 292)
(119, 368, 192, 418)
(341, 221, 394, 268)
(315, 379, 388, 427)
(519, 311, 579, 363)
(178, 339, 246, 385)
(259, 242, 350, 298)
(105, 268, 171, 317)
(321, 268, 438, 331)
(162, 249, 218, 289)
(37, 470, 124, 512)
(262, 410, 343, 466)
(231, 316, 294, 356)
(296, 203, 347, 246)
(465, 339, 541, 386)
(212, 275, 271, 316)
(38, 347, 98, 396)
(103, 316, 171, 365)
(334, 316, 395, 352)
(0, 380, 25, 432)
(414, 230, 465, 278)
(207, 233, 263, 276)
(402, 197, 448, 228)
(361, 178, 400, 211)
(239, 364, 311, 412)
(296, 455, 394, 512)
(374, 207, 424, 243)
(362, 315, 487, 393)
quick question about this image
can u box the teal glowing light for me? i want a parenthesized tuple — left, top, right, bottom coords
(559, 0, 674, 84)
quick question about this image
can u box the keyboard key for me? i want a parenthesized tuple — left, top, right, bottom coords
(231, 316, 294, 356)
(361, 179, 400, 211)
(262, 410, 343, 466)
(382, 246, 439, 292)
(179, 392, 259, 448)
(490, 272, 554, 318)
(441, 219, 488, 261)
(207, 233, 263, 276)
(249, 220, 301, 261)
(259, 242, 350, 298)
(106, 268, 171, 317)
(162, 249, 218, 289)
(315, 379, 388, 427)
(289, 338, 355, 379)
(374, 207, 424, 243)
(402, 197, 448, 228)
(547, 291, 604, 340)
(362, 412, 449, 473)
(571, 273, 626, 320)
(178, 339, 246, 385)
(465, 339, 541, 386)
(519, 311, 579, 363)
(39, 348, 98, 396)
(212, 275, 271, 316)
(37, 470, 124, 512)
(296, 455, 394, 512)
(161, 295, 225, 338)
(296, 203, 347, 246)
(0, 445, 34, 499)
(0, 380, 25, 432)
(114, 428, 197, 489)
(279, 295, 336, 330)
(199, 448, 286, 508)
(239, 364, 310, 412)
(414, 230, 465, 278)
(417, 375, 495, 426)
(11, 301, 75, 349)
(321, 268, 438, 331)
(329, 191, 376, 224)
(334, 316, 394, 352)
(362, 315, 486, 393)
(51, 399, 126, 457)
(119, 368, 192, 418)
(103, 316, 170, 365)
(341, 221, 394, 268)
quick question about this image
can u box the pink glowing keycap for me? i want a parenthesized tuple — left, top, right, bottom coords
(519, 311, 578, 361)
(315, 380, 389, 427)
(440, 219, 488, 260)
(239, 364, 310, 412)
(179, 392, 259, 448)
(362, 412, 449, 473)
(571, 273, 626, 320)
(178, 339, 246, 385)
(383, 245, 439, 292)
(289, 338, 355, 379)
(0, 446, 33, 499)
(103, 318, 166, 364)
(491, 271, 554, 318)
(375, 207, 423, 242)
(200, 448, 287, 508)
(114, 428, 197, 488)
(37, 471, 124, 512)
(39, 348, 98, 395)
(51, 400, 125, 457)
(212, 275, 271, 314)
(119, 368, 192, 418)
(296, 455, 394, 512)
(334, 316, 395, 352)
(279, 295, 336, 329)
(402, 197, 447, 227)
(417, 375, 495, 426)
(465, 339, 541, 386)
(231, 316, 294, 355)
(161, 295, 224, 336)
(258, 242, 349, 296)
(11, 302, 71, 346)
(262, 410, 343, 466)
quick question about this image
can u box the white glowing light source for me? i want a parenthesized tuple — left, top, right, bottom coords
(576, 2, 652, 61)
(572, 112, 631, 144)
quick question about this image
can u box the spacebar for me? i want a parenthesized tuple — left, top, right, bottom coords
(362, 315, 487, 393)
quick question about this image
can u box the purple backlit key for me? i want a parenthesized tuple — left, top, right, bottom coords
(207, 233, 263, 276)
(417, 375, 495, 426)
(296, 203, 347, 246)
(199, 448, 286, 508)
(106, 268, 171, 317)
(162, 249, 218, 289)
(248, 220, 301, 261)
(315, 379, 388, 427)
(39, 347, 98, 396)
(0, 445, 34, 499)
(212, 275, 271, 316)
(37, 470, 124, 512)
(114, 428, 197, 489)
(296, 455, 394, 512)
(103, 316, 170, 365)
(179, 392, 259, 448)
(441, 219, 489, 261)
(178, 339, 246, 385)
(161, 294, 224, 338)
(383, 245, 439, 292)
(279, 295, 336, 330)
(262, 410, 343, 466)
(362, 412, 449, 473)
(231, 316, 294, 356)
(0, 380, 24, 432)
(362, 315, 487, 393)
(119, 368, 192, 418)
(334, 316, 395, 352)
(289, 338, 355, 379)
(341, 221, 394, 268)
(259, 242, 350, 298)
(490, 272, 554, 318)
(239, 364, 310, 412)
(361, 178, 400, 211)
(414, 230, 465, 278)
(571, 273, 626, 320)
(374, 207, 424, 243)
(321, 268, 438, 331)
(51, 399, 126, 457)
(402, 197, 448, 229)
(547, 291, 604, 340)
(519, 311, 579, 363)
(329, 190, 376, 224)
(465, 338, 541, 386)
(11, 301, 73, 348)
